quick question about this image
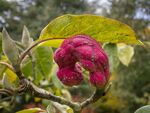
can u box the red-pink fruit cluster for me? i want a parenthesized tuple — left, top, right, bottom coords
(54, 35, 110, 88)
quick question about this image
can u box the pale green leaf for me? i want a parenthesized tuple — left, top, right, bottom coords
(22, 26, 33, 48)
(117, 43, 134, 66)
(135, 105, 150, 113)
(103, 44, 120, 72)
(21, 46, 53, 83)
(46, 102, 56, 113)
(16, 108, 45, 113)
(2, 74, 12, 89)
(0, 32, 2, 54)
(39, 14, 142, 48)
(50, 64, 63, 89)
(52, 102, 74, 113)
(2, 28, 19, 65)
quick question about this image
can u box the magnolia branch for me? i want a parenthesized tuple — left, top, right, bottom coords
(0, 38, 110, 112)
(0, 61, 14, 71)
(16, 76, 107, 111)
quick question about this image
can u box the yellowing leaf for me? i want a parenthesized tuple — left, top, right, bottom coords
(2, 68, 17, 89)
(16, 108, 45, 113)
(117, 43, 134, 66)
(5, 68, 17, 83)
(65, 106, 74, 113)
(0, 32, 2, 54)
(39, 14, 142, 48)
(0, 64, 6, 79)
(34, 97, 41, 102)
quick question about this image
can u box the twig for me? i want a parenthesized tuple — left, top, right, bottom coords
(0, 96, 12, 102)
(0, 61, 14, 72)
(20, 79, 81, 111)
(80, 89, 104, 109)
(16, 78, 107, 111)
(19, 38, 65, 64)
(0, 89, 13, 95)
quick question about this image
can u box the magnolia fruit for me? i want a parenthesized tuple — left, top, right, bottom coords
(54, 35, 110, 88)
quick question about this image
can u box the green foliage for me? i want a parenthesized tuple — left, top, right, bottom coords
(135, 105, 150, 113)
(2, 29, 19, 65)
(2, 74, 12, 90)
(21, 46, 53, 83)
(39, 14, 142, 48)
(50, 64, 63, 89)
(117, 43, 134, 66)
(0, 64, 6, 79)
(0, 33, 2, 55)
(103, 44, 120, 72)
(21, 26, 33, 48)
(46, 103, 56, 113)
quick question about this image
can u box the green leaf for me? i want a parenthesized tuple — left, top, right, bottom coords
(135, 105, 150, 113)
(2, 28, 19, 65)
(0, 56, 9, 79)
(52, 102, 74, 113)
(2, 74, 12, 89)
(1, 68, 17, 89)
(21, 26, 33, 48)
(50, 64, 63, 89)
(21, 46, 53, 83)
(39, 14, 142, 48)
(117, 43, 134, 66)
(16, 108, 45, 113)
(103, 44, 120, 72)
(46, 102, 56, 113)
(0, 32, 2, 55)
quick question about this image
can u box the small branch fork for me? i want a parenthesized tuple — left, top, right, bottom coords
(0, 38, 111, 112)
(18, 38, 65, 64)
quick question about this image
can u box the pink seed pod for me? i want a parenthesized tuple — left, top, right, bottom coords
(54, 34, 110, 88)
(75, 45, 93, 60)
(57, 64, 83, 86)
(90, 71, 106, 88)
(71, 35, 102, 49)
(79, 59, 96, 72)
(54, 45, 76, 68)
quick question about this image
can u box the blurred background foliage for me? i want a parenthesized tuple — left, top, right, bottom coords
(0, 0, 150, 113)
